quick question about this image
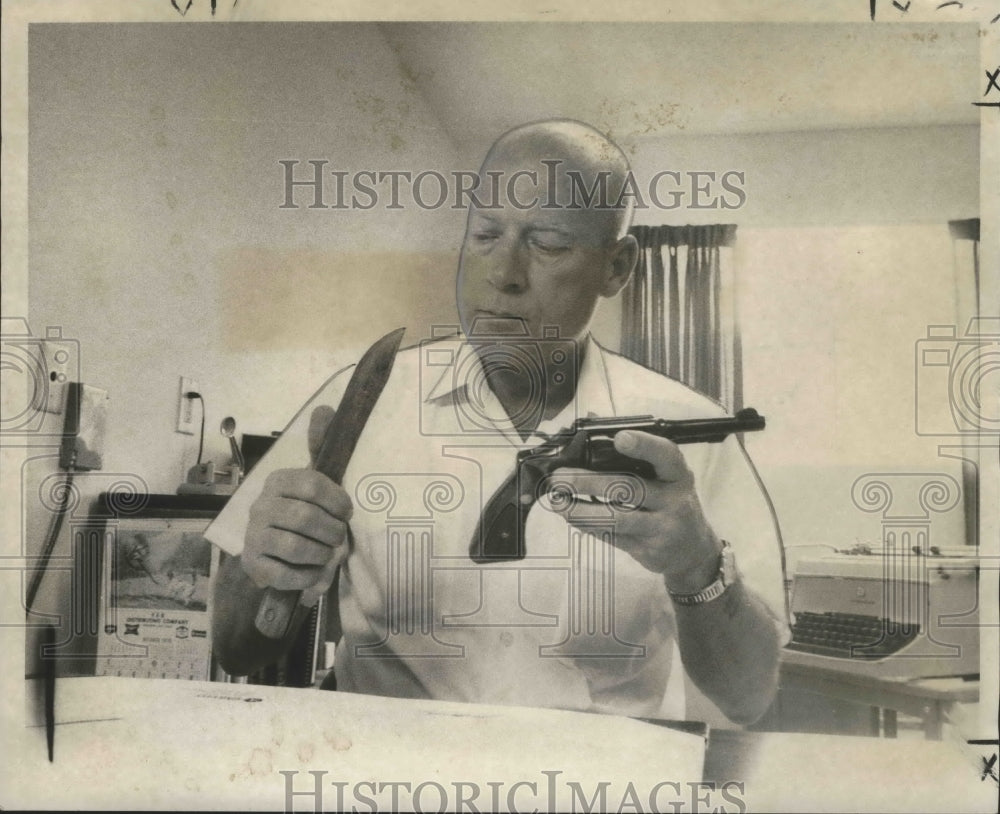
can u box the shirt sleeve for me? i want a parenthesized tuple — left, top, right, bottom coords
(203, 365, 353, 556)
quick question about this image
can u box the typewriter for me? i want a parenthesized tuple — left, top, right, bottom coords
(782, 547, 980, 679)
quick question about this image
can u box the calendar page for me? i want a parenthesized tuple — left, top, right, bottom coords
(95, 518, 219, 681)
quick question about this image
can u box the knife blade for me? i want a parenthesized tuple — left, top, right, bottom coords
(254, 327, 406, 638)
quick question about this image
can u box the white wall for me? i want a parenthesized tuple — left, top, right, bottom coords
(591, 124, 978, 352)
(28, 23, 466, 493)
(590, 126, 979, 555)
(627, 126, 979, 227)
(25, 24, 466, 669)
(737, 224, 971, 552)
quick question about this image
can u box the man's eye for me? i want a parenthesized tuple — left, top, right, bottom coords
(531, 239, 569, 255)
(471, 232, 498, 243)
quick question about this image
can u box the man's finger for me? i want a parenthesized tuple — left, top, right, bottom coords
(308, 404, 337, 467)
(614, 431, 693, 485)
(301, 547, 347, 608)
(543, 469, 647, 513)
(258, 470, 353, 520)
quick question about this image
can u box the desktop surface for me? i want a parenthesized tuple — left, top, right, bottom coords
(19, 676, 705, 812)
(13, 676, 996, 813)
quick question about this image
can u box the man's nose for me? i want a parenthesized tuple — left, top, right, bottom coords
(485, 237, 529, 292)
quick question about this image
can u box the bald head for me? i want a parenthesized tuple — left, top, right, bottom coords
(457, 119, 639, 347)
(479, 119, 635, 242)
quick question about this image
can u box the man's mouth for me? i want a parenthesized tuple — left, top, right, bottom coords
(469, 312, 528, 336)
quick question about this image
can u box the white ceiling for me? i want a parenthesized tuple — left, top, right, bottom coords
(380, 22, 981, 155)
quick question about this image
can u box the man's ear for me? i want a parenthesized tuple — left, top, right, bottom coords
(601, 233, 638, 298)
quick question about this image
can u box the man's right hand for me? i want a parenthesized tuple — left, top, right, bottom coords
(240, 405, 352, 605)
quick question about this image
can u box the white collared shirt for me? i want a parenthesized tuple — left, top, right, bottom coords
(207, 334, 787, 720)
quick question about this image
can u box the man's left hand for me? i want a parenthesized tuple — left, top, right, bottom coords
(549, 430, 722, 594)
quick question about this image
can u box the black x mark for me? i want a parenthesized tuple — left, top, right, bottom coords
(982, 754, 998, 783)
(986, 68, 1000, 96)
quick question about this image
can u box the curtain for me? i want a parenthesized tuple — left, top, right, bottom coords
(621, 224, 740, 409)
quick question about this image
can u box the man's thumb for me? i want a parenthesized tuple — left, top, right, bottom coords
(614, 430, 691, 484)
(307, 404, 337, 466)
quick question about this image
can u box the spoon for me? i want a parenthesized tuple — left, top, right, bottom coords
(220, 416, 245, 476)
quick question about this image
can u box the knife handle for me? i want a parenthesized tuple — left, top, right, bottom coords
(255, 587, 300, 639)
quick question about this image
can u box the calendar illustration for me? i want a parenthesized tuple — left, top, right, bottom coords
(95, 518, 219, 681)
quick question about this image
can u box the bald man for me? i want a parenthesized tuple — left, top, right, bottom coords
(209, 120, 787, 726)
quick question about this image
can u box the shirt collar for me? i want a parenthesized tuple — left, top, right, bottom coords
(422, 334, 477, 403)
(423, 333, 615, 432)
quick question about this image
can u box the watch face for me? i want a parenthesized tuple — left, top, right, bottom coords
(720, 542, 736, 587)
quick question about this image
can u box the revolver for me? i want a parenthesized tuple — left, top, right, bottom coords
(470, 407, 765, 563)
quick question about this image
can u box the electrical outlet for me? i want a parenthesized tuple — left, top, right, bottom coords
(40, 336, 74, 415)
(176, 376, 199, 435)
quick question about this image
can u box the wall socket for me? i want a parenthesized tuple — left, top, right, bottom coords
(176, 376, 199, 435)
(39, 337, 74, 415)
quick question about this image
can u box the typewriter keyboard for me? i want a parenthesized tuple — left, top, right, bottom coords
(786, 611, 920, 659)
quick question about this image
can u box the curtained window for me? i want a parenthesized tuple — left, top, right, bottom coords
(620, 224, 741, 410)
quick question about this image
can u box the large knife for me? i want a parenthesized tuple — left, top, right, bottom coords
(254, 327, 407, 638)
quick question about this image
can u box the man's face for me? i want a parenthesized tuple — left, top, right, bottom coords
(456, 153, 624, 345)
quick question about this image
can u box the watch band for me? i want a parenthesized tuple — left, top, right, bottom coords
(668, 540, 735, 606)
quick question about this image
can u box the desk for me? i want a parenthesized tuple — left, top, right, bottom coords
(702, 728, 994, 813)
(9, 677, 995, 812)
(17, 677, 704, 812)
(778, 659, 979, 739)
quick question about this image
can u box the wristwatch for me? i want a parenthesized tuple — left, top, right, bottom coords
(668, 540, 736, 606)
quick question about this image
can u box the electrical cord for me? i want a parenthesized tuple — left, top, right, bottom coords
(25, 465, 76, 616)
(735, 439, 791, 624)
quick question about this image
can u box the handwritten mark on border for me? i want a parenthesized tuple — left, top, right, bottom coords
(974, 67, 1000, 110)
